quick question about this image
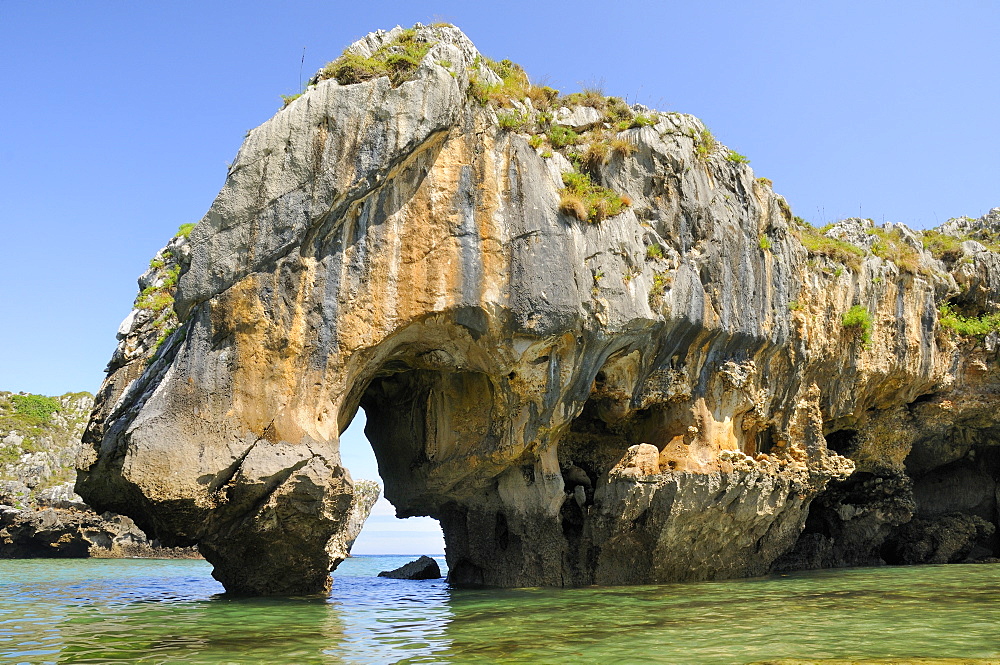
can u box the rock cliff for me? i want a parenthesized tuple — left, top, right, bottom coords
(2, 391, 92, 505)
(0, 391, 194, 557)
(77, 24, 1000, 594)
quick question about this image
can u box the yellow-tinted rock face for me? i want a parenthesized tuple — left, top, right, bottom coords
(77, 25, 1000, 594)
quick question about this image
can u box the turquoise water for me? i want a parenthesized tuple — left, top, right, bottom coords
(1, 556, 998, 664)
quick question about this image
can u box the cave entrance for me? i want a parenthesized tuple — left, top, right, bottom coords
(338, 408, 445, 556)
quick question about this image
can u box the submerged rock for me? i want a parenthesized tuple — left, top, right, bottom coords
(378, 555, 442, 580)
(75, 23, 1000, 595)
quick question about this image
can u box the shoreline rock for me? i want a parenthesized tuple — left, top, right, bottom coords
(0, 504, 200, 559)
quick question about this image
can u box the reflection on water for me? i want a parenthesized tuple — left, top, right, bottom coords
(1, 557, 998, 664)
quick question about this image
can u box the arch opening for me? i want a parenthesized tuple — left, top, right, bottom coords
(338, 407, 445, 558)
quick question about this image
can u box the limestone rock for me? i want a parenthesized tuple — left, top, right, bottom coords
(378, 555, 442, 580)
(938, 207, 1000, 238)
(885, 513, 996, 564)
(824, 217, 878, 250)
(0, 506, 199, 558)
(1, 391, 93, 495)
(553, 105, 602, 131)
(337, 479, 380, 556)
(609, 444, 660, 478)
(35, 482, 87, 510)
(75, 23, 1000, 595)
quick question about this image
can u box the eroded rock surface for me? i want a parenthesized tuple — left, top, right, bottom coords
(0, 505, 198, 559)
(77, 24, 1000, 594)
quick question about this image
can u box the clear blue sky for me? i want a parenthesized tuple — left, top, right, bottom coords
(2, 1, 997, 552)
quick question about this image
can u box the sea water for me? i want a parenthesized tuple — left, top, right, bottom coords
(1, 556, 998, 664)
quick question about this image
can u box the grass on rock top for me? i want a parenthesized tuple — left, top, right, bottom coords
(0, 395, 62, 429)
(319, 28, 434, 87)
(280, 25, 1000, 308)
(0, 394, 66, 465)
(793, 218, 866, 272)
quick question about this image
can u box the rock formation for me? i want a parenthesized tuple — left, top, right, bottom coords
(2, 391, 94, 506)
(338, 478, 380, 555)
(76, 24, 1000, 594)
(378, 555, 442, 580)
(0, 505, 197, 558)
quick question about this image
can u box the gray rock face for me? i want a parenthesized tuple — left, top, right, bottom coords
(824, 217, 878, 250)
(76, 24, 1000, 595)
(0, 505, 198, 559)
(378, 555, 441, 580)
(35, 482, 88, 510)
(553, 105, 602, 131)
(938, 207, 1000, 238)
(338, 478, 380, 555)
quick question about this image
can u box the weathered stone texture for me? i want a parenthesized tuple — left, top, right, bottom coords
(76, 24, 1000, 594)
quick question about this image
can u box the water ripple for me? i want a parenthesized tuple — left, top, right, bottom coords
(1, 558, 998, 663)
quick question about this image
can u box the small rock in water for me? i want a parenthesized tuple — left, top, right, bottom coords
(378, 555, 442, 580)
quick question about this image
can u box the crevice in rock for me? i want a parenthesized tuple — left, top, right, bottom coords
(824, 429, 858, 456)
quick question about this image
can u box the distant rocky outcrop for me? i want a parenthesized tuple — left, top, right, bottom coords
(378, 555, 442, 580)
(76, 23, 1000, 595)
(1, 391, 92, 505)
(0, 505, 197, 558)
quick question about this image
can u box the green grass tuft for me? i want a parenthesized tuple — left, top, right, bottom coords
(497, 110, 528, 131)
(10, 395, 61, 427)
(842, 305, 873, 346)
(547, 125, 579, 148)
(468, 56, 556, 109)
(319, 28, 433, 87)
(726, 150, 750, 164)
(558, 171, 629, 223)
(559, 88, 607, 111)
(938, 303, 1000, 338)
(648, 271, 671, 307)
(694, 128, 716, 160)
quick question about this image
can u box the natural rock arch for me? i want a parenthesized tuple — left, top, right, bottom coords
(76, 24, 1000, 594)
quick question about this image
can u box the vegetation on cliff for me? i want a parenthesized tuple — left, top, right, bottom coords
(131, 225, 193, 360)
(841, 305, 873, 346)
(937, 303, 1000, 338)
(318, 28, 434, 87)
(558, 171, 630, 223)
(0, 391, 93, 502)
